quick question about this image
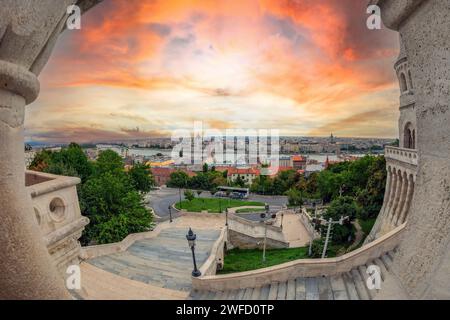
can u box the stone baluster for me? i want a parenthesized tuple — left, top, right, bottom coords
(391, 171, 407, 226)
(396, 174, 414, 226)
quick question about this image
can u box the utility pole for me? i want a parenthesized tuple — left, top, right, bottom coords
(321, 215, 348, 258)
(322, 218, 333, 258)
(263, 221, 268, 262)
(308, 203, 317, 256)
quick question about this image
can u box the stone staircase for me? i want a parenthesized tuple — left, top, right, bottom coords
(189, 251, 395, 300)
(85, 228, 221, 292)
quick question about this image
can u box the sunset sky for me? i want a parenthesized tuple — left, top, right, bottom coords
(25, 0, 401, 144)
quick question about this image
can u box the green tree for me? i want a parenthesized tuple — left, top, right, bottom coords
(128, 163, 154, 193)
(321, 196, 359, 244)
(80, 172, 152, 245)
(184, 189, 195, 202)
(95, 149, 123, 176)
(287, 188, 303, 207)
(167, 170, 190, 188)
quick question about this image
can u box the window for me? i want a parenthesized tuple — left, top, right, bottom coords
(400, 72, 408, 92)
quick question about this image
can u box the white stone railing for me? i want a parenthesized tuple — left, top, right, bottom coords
(192, 223, 406, 291)
(299, 207, 321, 239)
(385, 146, 418, 166)
(198, 227, 228, 276)
(26, 170, 89, 274)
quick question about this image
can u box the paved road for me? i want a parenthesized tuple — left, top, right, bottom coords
(147, 187, 288, 221)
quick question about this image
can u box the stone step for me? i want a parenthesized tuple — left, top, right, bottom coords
(373, 258, 388, 281)
(259, 285, 271, 300)
(295, 278, 306, 300)
(350, 269, 370, 300)
(276, 282, 287, 300)
(305, 277, 320, 300)
(286, 279, 296, 300)
(318, 276, 333, 300)
(358, 265, 375, 300)
(267, 283, 279, 300)
(342, 272, 360, 300)
(329, 275, 348, 300)
(243, 287, 254, 300)
(381, 253, 394, 270)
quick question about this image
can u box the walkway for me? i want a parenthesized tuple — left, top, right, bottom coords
(280, 211, 311, 247)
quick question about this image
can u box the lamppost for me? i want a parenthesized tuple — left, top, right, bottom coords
(168, 205, 173, 223)
(225, 207, 228, 227)
(260, 206, 275, 263)
(260, 212, 267, 263)
(308, 202, 317, 256)
(186, 228, 201, 277)
(280, 212, 284, 229)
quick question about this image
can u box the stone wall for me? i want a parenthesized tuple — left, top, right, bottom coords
(192, 224, 405, 291)
(374, 0, 450, 299)
(227, 213, 289, 249)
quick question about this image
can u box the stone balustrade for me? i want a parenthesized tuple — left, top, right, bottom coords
(385, 146, 418, 166)
(365, 146, 418, 243)
(192, 223, 406, 291)
(26, 170, 89, 275)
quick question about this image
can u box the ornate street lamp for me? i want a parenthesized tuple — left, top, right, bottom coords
(168, 205, 173, 223)
(186, 228, 201, 277)
(308, 202, 317, 256)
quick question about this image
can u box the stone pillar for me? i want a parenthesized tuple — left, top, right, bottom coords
(375, 0, 450, 299)
(0, 64, 70, 299)
(390, 170, 404, 225)
(0, 0, 101, 299)
(366, 166, 393, 243)
(382, 167, 398, 232)
(396, 173, 413, 226)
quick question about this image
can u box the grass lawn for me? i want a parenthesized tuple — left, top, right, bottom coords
(359, 218, 377, 235)
(235, 207, 264, 213)
(218, 247, 309, 274)
(175, 198, 265, 213)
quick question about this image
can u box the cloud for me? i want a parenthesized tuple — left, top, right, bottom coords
(27, 0, 401, 143)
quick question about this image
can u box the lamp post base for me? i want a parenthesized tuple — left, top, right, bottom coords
(192, 270, 202, 277)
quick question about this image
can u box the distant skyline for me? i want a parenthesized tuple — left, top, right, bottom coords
(25, 0, 400, 144)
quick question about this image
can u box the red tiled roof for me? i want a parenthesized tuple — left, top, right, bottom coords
(227, 167, 260, 176)
(292, 155, 305, 162)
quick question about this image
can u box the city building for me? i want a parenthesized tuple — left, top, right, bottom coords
(292, 155, 307, 170)
(227, 168, 260, 185)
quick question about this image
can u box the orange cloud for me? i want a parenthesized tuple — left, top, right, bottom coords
(29, 0, 400, 143)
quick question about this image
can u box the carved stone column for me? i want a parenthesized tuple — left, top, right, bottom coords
(0, 0, 101, 299)
(374, 0, 450, 299)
